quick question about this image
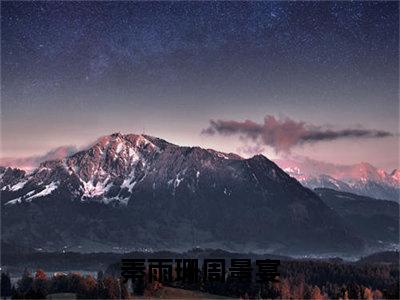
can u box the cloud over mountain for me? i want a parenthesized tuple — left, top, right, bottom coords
(202, 115, 394, 153)
(0, 145, 78, 170)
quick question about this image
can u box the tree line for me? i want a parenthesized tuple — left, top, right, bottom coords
(1, 258, 398, 299)
(1, 269, 130, 299)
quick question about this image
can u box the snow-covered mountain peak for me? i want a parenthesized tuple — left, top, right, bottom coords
(348, 162, 388, 182)
(0, 133, 250, 205)
(60, 133, 164, 197)
(92, 133, 158, 153)
(0, 133, 170, 205)
(391, 169, 400, 183)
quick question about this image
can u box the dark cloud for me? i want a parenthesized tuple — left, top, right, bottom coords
(202, 115, 394, 153)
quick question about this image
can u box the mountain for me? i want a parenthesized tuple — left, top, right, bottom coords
(298, 174, 354, 192)
(357, 251, 400, 265)
(315, 188, 399, 252)
(391, 169, 400, 183)
(1, 133, 363, 255)
(280, 160, 399, 202)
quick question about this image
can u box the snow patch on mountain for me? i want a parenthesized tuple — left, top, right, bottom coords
(121, 177, 137, 192)
(5, 197, 22, 205)
(80, 178, 112, 198)
(27, 181, 59, 200)
(10, 180, 28, 191)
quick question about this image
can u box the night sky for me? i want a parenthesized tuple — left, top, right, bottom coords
(2, 1, 399, 170)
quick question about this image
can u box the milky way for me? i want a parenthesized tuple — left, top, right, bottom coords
(1, 1, 398, 169)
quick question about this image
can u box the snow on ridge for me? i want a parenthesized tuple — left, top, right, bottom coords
(10, 180, 28, 191)
(26, 181, 59, 200)
(1, 180, 28, 192)
(134, 134, 154, 148)
(391, 169, 400, 183)
(173, 174, 183, 188)
(116, 142, 125, 154)
(326, 177, 341, 189)
(80, 177, 113, 198)
(128, 147, 137, 158)
(26, 190, 35, 196)
(5, 197, 22, 205)
(121, 168, 137, 192)
(102, 196, 129, 206)
(208, 150, 232, 160)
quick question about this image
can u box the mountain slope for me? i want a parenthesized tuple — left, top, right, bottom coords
(304, 175, 399, 202)
(1, 133, 363, 255)
(316, 188, 399, 251)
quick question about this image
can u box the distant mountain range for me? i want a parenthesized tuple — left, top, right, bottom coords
(277, 160, 399, 202)
(0, 133, 397, 256)
(3, 142, 398, 202)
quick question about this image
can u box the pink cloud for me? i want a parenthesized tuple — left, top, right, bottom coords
(202, 115, 394, 153)
(0, 145, 78, 170)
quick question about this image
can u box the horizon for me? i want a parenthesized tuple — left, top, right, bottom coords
(0, 130, 398, 175)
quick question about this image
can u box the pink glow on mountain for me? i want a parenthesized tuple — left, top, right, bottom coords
(0, 145, 78, 171)
(275, 157, 399, 186)
(391, 169, 400, 183)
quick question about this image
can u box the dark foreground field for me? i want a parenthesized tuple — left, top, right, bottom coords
(1, 246, 399, 299)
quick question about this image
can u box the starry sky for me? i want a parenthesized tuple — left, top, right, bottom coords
(1, 1, 399, 170)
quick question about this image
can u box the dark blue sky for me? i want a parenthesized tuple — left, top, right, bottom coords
(1, 1, 399, 169)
